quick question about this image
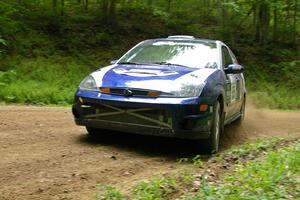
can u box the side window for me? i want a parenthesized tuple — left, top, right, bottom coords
(228, 48, 238, 64)
(222, 46, 233, 69)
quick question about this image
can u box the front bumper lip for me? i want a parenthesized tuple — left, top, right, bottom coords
(72, 94, 213, 140)
(75, 114, 211, 139)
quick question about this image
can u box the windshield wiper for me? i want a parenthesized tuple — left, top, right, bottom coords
(118, 61, 144, 65)
(154, 62, 190, 68)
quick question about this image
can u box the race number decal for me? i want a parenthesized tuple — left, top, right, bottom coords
(228, 75, 237, 103)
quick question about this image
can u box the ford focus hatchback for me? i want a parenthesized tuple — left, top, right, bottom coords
(72, 35, 246, 153)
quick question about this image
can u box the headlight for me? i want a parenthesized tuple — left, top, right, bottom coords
(79, 75, 98, 91)
(159, 82, 205, 98)
(159, 71, 207, 98)
(170, 83, 205, 97)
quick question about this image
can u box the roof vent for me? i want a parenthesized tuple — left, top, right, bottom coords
(167, 35, 195, 39)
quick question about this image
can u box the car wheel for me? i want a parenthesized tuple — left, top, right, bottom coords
(204, 101, 221, 154)
(236, 96, 246, 125)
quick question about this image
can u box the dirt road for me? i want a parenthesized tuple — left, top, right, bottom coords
(0, 105, 299, 200)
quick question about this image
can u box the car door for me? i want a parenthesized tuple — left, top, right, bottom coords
(221, 46, 237, 118)
(228, 48, 244, 114)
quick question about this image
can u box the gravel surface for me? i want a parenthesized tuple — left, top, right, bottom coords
(0, 105, 299, 200)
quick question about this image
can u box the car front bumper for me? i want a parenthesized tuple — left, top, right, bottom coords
(72, 89, 214, 139)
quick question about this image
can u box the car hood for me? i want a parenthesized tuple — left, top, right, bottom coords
(91, 64, 217, 94)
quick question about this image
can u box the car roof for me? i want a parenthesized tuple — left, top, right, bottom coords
(147, 35, 219, 44)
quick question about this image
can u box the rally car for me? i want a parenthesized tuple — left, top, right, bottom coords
(72, 35, 246, 153)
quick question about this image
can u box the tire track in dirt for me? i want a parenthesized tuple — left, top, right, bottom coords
(0, 105, 299, 200)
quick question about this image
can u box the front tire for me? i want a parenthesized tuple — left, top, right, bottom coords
(204, 101, 221, 154)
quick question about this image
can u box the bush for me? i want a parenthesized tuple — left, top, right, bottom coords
(0, 56, 93, 105)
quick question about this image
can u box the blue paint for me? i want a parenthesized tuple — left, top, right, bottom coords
(101, 64, 195, 87)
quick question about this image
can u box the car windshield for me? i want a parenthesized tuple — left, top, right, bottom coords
(118, 40, 218, 69)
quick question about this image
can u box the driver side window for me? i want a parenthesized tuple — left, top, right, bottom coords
(222, 46, 233, 69)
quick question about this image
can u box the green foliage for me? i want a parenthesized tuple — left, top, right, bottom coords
(191, 155, 204, 168)
(181, 174, 194, 187)
(177, 155, 204, 168)
(132, 178, 177, 200)
(0, 1, 20, 36)
(96, 138, 299, 200)
(245, 55, 300, 109)
(102, 188, 124, 200)
(249, 87, 300, 110)
(0, 37, 6, 56)
(223, 137, 281, 157)
(96, 185, 126, 200)
(0, 70, 17, 86)
(187, 141, 300, 200)
(0, 56, 93, 105)
(0, 38, 6, 45)
(95, 32, 113, 46)
(96, 178, 178, 200)
(0, 0, 298, 108)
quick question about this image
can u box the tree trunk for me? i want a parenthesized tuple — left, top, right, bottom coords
(61, 0, 64, 16)
(217, 0, 224, 36)
(102, 0, 109, 22)
(85, 0, 89, 10)
(53, 0, 57, 13)
(273, 3, 278, 42)
(293, 0, 297, 45)
(283, 1, 291, 42)
(254, 0, 270, 45)
(107, 0, 116, 26)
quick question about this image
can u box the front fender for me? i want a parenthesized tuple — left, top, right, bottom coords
(200, 70, 227, 112)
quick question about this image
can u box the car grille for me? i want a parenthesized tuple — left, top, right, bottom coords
(110, 88, 148, 96)
(100, 87, 161, 97)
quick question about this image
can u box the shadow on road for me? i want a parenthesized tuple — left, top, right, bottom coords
(76, 131, 202, 158)
(76, 122, 246, 158)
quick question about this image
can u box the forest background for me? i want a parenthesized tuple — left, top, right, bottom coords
(0, 0, 299, 109)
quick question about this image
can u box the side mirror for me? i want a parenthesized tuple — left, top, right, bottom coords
(224, 64, 244, 74)
(110, 59, 118, 65)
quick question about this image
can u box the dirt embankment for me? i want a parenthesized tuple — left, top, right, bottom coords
(0, 105, 299, 200)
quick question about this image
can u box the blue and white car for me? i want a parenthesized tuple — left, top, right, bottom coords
(72, 36, 246, 153)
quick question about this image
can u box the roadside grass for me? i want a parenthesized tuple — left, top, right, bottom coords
(248, 87, 300, 110)
(245, 60, 300, 110)
(95, 137, 300, 200)
(132, 178, 178, 200)
(184, 140, 300, 200)
(0, 56, 100, 105)
(96, 185, 126, 200)
(221, 137, 280, 157)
